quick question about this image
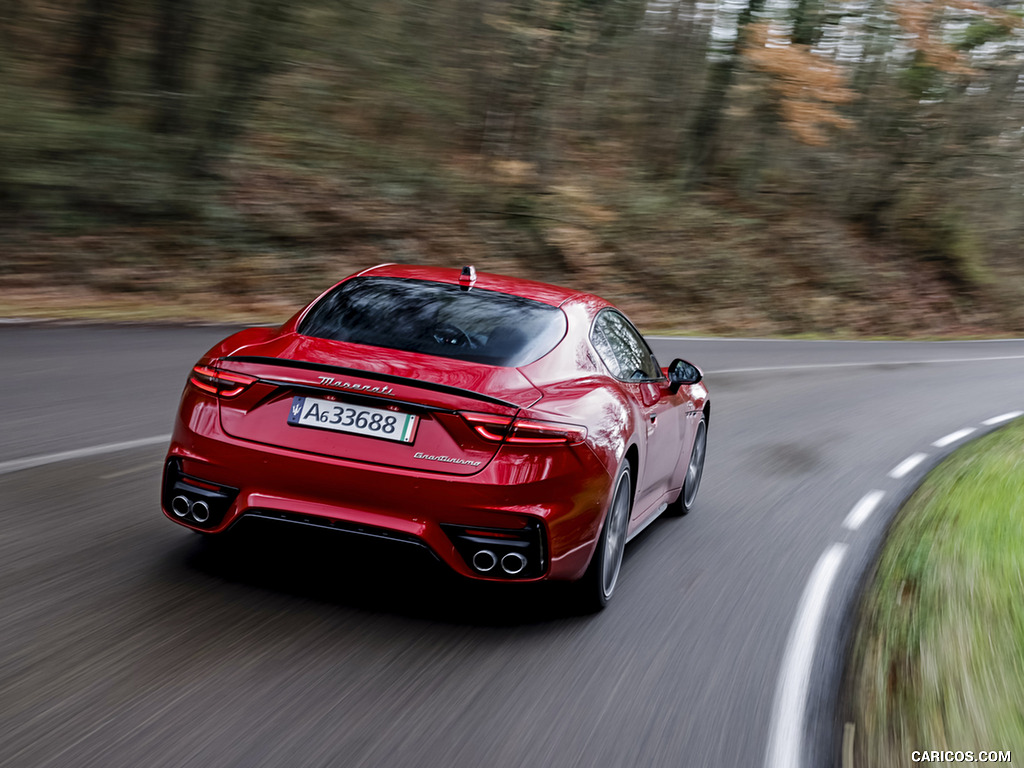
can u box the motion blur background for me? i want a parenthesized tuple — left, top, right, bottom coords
(2, 0, 1024, 334)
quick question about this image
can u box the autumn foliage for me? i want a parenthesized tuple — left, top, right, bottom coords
(2, 0, 1024, 335)
(744, 21, 856, 146)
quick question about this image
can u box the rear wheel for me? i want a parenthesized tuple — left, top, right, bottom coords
(667, 417, 707, 517)
(576, 465, 632, 612)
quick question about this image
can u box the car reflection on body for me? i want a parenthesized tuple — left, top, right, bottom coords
(162, 264, 709, 610)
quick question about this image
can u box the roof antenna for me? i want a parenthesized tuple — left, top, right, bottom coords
(459, 265, 477, 291)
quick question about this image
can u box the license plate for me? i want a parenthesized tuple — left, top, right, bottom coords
(287, 396, 418, 443)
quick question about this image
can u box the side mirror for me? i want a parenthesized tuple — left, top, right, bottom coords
(668, 358, 702, 393)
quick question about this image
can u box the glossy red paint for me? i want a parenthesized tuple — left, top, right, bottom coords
(162, 265, 709, 604)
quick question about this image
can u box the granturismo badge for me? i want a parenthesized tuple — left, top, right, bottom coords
(414, 452, 482, 466)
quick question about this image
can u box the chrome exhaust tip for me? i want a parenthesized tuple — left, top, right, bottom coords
(500, 552, 527, 575)
(191, 500, 211, 524)
(171, 495, 191, 518)
(471, 549, 497, 573)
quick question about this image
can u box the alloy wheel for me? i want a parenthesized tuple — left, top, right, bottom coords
(601, 470, 631, 599)
(682, 420, 706, 510)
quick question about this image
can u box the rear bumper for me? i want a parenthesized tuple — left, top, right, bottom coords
(162, 417, 612, 582)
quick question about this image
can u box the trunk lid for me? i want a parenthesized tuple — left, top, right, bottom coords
(214, 335, 542, 475)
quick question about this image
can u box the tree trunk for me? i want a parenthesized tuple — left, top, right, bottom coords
(683, 0, 766, 187)
(152, 0, 196, 134)
(189, 0, 287, 176)
(70, 0, 119, 108)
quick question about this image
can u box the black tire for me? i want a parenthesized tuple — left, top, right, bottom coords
(576, 465, 632, 612)
(666, 417, 707, 517)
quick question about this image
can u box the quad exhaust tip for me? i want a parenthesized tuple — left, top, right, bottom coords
(471, 549, 529, 576)
(171, 494, 211, 524)
(472, 549, 497, 573)
(191, 500, 211, 523)
(501, 552, 527, 575)
(171, 495, 190, 518)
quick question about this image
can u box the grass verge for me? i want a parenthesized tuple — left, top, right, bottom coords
(849, 419, 1024, 765)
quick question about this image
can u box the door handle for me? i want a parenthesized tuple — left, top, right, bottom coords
(649, 413, 657, 424)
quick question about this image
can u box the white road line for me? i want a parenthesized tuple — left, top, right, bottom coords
(932, 428, 976, 448)
(842, 491, 885, 531)
(708, 354, 1024, 375)
(100, 459, 164, 480)
(888, 453, 928, 479)
(983, 411, 1023, 426)
(711, 362, 871, 374)
(764, 543, 848, 768)
(0, 435, 170, 477)
(647, 336, 1024, 343)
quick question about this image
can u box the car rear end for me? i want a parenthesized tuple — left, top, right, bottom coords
(162, 269, 613, 582)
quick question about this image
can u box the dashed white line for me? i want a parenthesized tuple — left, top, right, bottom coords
(888, 453, 928, 479)
(932, 428, 976, 448)
(982, 411, 1023, 426)
(843, 491, 885, 531)
(763, 408, 1022, 768)
(0, 435, 170, 477)
(764, 543, 848, 768)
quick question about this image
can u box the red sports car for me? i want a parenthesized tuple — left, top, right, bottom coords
(163, 264, 709, 609)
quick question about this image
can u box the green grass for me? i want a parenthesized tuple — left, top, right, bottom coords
(850, 419, 1024, 765)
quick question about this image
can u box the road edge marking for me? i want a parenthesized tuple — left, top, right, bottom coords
(843, 491, 885, 531)
(888, 453, 928, 479)
(764, 543, 848, 768)
(0, 435, 171, 476)
(982, 411, 1023, 426)
(932, 428, 976, 448)
(771, 410, 1022, 768)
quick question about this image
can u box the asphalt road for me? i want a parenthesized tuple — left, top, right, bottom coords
(2, 325, 1023, 768)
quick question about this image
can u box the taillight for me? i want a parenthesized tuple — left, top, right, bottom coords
(463, 413, 515, 442)
(188, 365, 257, 398)
(507, 419, 587, 445)
(461, 412, 587, 446)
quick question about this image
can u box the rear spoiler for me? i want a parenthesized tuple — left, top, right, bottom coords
(222, 355, 522, 409)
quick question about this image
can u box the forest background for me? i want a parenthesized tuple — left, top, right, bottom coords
(2, 0, 1024, 335)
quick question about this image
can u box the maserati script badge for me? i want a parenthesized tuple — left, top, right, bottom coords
(317, 376, 394, 396)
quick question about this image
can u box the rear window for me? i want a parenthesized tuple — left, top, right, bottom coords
(298, 276, 567, 367)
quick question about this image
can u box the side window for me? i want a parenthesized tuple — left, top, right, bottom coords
(591, 311, 662, 381)
(591, 321, 623, 378)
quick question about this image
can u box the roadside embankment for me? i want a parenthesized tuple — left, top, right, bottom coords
(848, 419, 1024, 766)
